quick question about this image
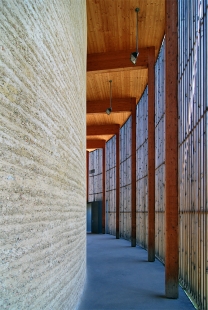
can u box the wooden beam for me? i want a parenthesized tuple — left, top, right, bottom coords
(87, 124, 120, 136)
(87, 98, 136, 114)
(148, 46, 155, 262)
(87, 48, 149, 72)
(116, 131, 120, 239)
(131, 100, 137, 247)
(102, 147, 106, 234)
(165, 0, 178, 298)
(87, 139, 106, 149)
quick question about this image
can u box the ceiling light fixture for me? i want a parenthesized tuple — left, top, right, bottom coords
(106, 80, 112, 115)
(130, 8, 140, 64)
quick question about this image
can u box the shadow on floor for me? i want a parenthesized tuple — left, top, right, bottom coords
(78, 234, 194, 310)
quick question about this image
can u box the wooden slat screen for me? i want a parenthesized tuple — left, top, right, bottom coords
(106, 135, 116, 235)
(178, 0, 208, 308)
(120, 117, 132, 241)
(136, 87, 148, 249)
(155, 40, 166, 263)
(88, 149, 103, 202)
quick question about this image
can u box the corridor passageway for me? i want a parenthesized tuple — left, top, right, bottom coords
(78, 234, 194, 310)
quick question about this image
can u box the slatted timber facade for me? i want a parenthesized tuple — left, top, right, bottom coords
(88, 149, 103, 202)
(120, 117, 132, 241)
(178, 1, 208, 308)
(155, 40, 166, 263)
(105, 136, 116, 235)
(136, 88, 148, 249)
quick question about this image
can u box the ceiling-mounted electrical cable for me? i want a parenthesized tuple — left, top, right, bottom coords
(106, 80, 112, 115)
(130, 8, 140, 64)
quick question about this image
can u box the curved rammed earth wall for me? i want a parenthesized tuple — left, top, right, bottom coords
(0, 1, 86, 309)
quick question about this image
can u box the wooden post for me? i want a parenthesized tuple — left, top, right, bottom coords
(131, 100, 137, 247)
(86, 151, 89, 202)
(116, 130, 120, 239)
(165, 0, 178, 298)
(102, 146, 106, 233)
(148, 46, 155, 262)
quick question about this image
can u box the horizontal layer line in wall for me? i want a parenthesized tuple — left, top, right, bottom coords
(155, 112, 165, 128)
(155, 161, 165, 171)
(136, 174, 148, 182)
(89, 174, 102, 177)
(136, 138, 148, 151)
(178, 107, 208, 147)
(180, 210, 208, 214)
(89, 192, 103, 195)
(106, 167, 116, 172)
(106, 189, 116, 193)
(120, 156, 132, 164)
(120, 183, 132, 189)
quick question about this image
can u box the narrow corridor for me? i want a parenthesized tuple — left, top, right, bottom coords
(78, 234, 194, 310)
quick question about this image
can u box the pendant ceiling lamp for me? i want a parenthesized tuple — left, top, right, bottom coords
(106, 80, 112, 115)
(130, 8, 140, 64)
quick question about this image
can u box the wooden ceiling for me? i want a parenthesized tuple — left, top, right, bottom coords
(86, 0, 165, 151)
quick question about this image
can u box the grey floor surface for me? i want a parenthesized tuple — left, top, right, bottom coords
(78, 233, 195, 310)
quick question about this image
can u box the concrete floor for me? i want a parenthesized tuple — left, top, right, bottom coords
(78, 234, 195, 310)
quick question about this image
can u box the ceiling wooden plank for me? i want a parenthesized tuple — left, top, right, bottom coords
(87, 70, 148, 102)
(87, 112, 132, 127)
(87, 48, 149, 72)
(87, 0, 165, 55)
(87, 139, 106, 149)
(87, 124, 120, 136)
(87, 97, 136, 113)
(86, 134, 114, 143)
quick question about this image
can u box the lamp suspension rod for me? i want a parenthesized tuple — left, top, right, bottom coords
(135, 8, 139, 53)
(109, 80, 112, 108)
